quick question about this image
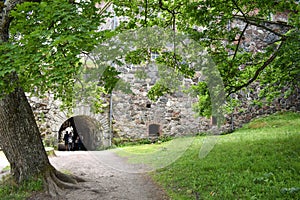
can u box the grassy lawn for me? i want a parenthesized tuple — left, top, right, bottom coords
(117, 112, 300, 199)
(0, 177, 43, 200)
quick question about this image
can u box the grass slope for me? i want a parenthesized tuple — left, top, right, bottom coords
(120, 112, 300, 199)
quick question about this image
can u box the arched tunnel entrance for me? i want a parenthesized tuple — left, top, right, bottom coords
(58, 115, 104, 151)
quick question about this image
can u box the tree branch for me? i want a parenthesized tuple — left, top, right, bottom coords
(158, 0, 174, 15)
(233, 14, 294, 29)
(144, 0, 148, 26)
(232, 22, 248, 61)
(235, 16, 284, 37)
(98, 1, 112, 16)
(227, 39, 285, 97)
(231, 0, 247, 20)
(231, 0, 288, 37)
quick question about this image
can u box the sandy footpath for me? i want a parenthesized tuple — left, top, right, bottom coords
(0, 150, 169, 200)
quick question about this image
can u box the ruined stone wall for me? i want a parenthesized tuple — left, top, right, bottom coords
(222, 11, 300, 130)
(27, 94, 65, 138)
(111, 64, 203, 139)
(27, 74, 300, 144)
(225, 85, 300, 131)
(231, 11, 289, 53)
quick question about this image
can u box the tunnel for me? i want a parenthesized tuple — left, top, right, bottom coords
(58, 115, 104, 151)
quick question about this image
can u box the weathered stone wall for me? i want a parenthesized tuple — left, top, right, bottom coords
(27, 70, 300, 146)
(111, 64, 202, 139)
(112, 91, 201, 138)
(221, 11, 300, 130)
(27, 94, 65, 138)
(111, 64, 296, 137)
(224, 85, 300, 131)
(231, 11, 289, 53)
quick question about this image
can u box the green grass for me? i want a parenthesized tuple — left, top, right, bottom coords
(114, 136, 195, 170)
(1, 166, 10, 172)
(0, 177, 43, 200)
(118, 112, 300, 199)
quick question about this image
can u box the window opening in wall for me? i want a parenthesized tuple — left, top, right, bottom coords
(148, 124, 161, 137)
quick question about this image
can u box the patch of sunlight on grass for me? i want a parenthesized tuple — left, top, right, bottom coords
(115, 136, 195, 169)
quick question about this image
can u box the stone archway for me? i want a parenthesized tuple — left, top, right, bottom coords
(58, 115, 106, 151)
(27, 94, 110, 148)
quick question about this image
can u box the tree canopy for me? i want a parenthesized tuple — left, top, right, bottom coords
(0, 0, 112, 106)
(110, 0, 300, 117)
(1, 0, 299, 117)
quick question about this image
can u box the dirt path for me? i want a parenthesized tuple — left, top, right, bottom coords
(1, 150, 169, 200)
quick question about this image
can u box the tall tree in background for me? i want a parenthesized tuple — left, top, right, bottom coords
(0, 0, 111, 196)
(111, 0, 300, 116)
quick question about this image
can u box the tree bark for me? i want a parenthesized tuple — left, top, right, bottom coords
(0, 88, 52, 182)
(0, 88, 84, 195)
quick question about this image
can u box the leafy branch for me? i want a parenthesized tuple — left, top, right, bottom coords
(227, 39, 285, 96)
(231, 0, 289, 37)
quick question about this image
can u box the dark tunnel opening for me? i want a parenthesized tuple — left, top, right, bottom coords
(58, 115, 104, 151)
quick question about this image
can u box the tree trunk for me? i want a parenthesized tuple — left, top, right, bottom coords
(0, 0, 84, 197)
(0, 88, 52, 182)
(0, 89, 85, 196)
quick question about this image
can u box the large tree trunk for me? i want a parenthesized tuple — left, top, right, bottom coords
(0, 0, 84, 197)
(0, 88, 84, 196)
(0, 88, 52, 182)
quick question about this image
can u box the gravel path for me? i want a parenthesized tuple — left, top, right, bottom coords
(0, 150, 169, 200)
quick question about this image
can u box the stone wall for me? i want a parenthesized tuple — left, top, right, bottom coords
(111, 63, 202, 139)
(224, 86, 300, 131)
(221, 11, 300, 130)
(27, 67, 300, 147)
(27, 79, 300, 147)
(231, 11, 289, 53)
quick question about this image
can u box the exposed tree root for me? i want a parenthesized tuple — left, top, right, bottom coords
(43, 168, 87, 198)
(54, 170, 86, 183)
